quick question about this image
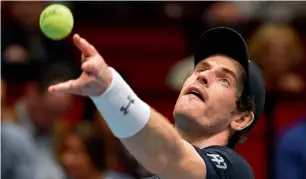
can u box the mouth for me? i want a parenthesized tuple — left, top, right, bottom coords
(187, 89, 205, 102)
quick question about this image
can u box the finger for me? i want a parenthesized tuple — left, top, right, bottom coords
(73, 34, 97, 57)
(81, 60, 100, 75)
(48, 80, 80, 94)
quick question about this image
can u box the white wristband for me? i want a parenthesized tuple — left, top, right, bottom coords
(90, 67, 150, 138)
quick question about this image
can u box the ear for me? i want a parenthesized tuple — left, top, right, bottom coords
(231, 112, 254, 131)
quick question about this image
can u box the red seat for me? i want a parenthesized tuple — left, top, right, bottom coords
(274, 101, 306, 133)
(236, 139, 267, 179)
(248, 115, 266, 138)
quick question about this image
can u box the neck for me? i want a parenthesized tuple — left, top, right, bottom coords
(177, 128, 230, 149)
(174, 114, 230, 148)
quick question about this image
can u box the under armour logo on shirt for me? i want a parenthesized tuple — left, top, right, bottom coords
(207, 153, 227, 169)
(120, 96, 135, 115)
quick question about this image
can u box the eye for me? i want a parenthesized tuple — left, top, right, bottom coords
(196, 68, 205, 73)
(220, 78, 230, 85)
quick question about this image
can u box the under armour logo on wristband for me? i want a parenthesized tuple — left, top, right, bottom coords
(120, 96, 135, 115)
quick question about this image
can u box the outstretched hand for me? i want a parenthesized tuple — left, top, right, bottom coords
(48, 34, 113, 96)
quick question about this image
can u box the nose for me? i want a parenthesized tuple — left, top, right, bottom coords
(197, 70, 210, 87)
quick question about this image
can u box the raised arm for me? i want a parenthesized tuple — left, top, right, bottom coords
(48, 34, 206, 179)
(121, 108, 206, 178)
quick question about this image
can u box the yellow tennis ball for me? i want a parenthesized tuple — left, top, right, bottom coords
(39, 4, 74, 40)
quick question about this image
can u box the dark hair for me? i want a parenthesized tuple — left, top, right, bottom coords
(55, 122, 107, 171)
(227, 64, 255, 149)
(36, 61, 77, 93)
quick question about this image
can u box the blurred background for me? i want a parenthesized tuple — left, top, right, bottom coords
(1, 1, 306, 179)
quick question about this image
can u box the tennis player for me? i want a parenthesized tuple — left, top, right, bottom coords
(49, 27, 265, 179)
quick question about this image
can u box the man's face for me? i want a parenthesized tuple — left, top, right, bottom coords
(173, 54, 244, 135)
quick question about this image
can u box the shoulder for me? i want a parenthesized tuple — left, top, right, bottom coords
(2, 121, 29, 139)
(194, 145, 254, 179)
(1, 122, 35, 153)
(2, 122, 26, 137)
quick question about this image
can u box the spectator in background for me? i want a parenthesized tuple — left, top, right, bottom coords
(248, 23, 306, 93)
(274, 116, 306, 179)
(1, 62, 75, 179)
(1, 1, 75, 81)
(54, 121, 135, 179)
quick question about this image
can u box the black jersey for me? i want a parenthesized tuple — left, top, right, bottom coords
(194, 145, 254, 179)
(144, 145, 254, 179)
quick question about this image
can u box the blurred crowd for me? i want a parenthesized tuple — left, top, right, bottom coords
(1, 1, 306, 179)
